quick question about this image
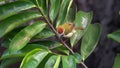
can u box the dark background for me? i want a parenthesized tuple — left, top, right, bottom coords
(74, 0, 120, 68)
(0, 0, 120, 68)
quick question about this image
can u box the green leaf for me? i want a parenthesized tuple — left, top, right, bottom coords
(0, 11, 41, 38)
(38, 53, 54, 68)
(113, 54, 120, 68)
(1, 44, 48, 60)
(45, 55, 61, 68)
(34, 0, 48, 15)
(73, 53, 82, 63)
(74, 11, 93, 27)
(1, 38, 10, 48)
(38, 0, 48, 15)
(1, 50, 25, 60)
(0, 0, 5, 2)
(65, 4, 77, 22)
(70, 11, 93, 48)
(9, 21, 46, 53)
(0, 1, 35, 20)
(21, 44, 49, 52)
(49, 0, 60, 22)
(1, 26, 25, 48)
(107, 30, 120, 43)
(0, 58, 22, 68)
(81, 23, 101, 60)
(1, 27, 54, 48)
(56, 0, 73, 27)
(54, 46, 70, 55)
(33, 28, 55, 39)
(62, 55, 76, 68)
(31, 41, 62, 49)
(20, 49, 48, 68)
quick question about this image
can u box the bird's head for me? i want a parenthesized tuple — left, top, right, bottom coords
(57, 22, 75, 37)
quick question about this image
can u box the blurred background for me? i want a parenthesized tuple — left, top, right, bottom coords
(0, 0, 120, 68)
(74, 0, 120, 68)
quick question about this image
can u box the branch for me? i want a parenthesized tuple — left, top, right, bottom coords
(81, 62, 88, 68)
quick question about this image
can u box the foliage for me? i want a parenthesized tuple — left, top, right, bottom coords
(113, 54, 120, 68)
(107, 12, 120, 68)
(108, 30, 120, 68)
(108, 29, 120, 43)
(0, 0, 101, 68)
(107, 30, 120, 68)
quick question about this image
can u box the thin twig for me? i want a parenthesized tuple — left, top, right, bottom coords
(81, 62, 88, 68)
(60, 39, 74, 54)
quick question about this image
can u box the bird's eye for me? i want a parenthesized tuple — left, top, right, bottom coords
(68, 23, 75, 27)
(68, 23, 72, 25)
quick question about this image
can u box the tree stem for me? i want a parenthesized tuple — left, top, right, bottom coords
(59, 39, 75, 54)
(81, 62, 88, 68)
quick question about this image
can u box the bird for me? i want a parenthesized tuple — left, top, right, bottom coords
(57, 22, 84, 38)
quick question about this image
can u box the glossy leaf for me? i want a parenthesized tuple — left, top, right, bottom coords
(65, 4, 77, 22)
(33, 28, 55, 39)
(1, 27, 54, 48)
(49, 0, 60, 22)
(0, 11, 41, 38)
(1, 26, 25, 48)
(1, 50, 25, 60)
(31, 41, 62, 49)
(45, 55, 61, 68)
(74, 11, 93, 28)
(54, 46, 70, 55)
(73, 53, 82, 63)
(81, 23, 101, 60)
(70, 11, 93, 48)
(1, 44, 48, 60)
(113, 54, 120, 68)
(38, 53, 54, 68)
(62, 55, 76, 68)
(70, 30, 83, 48)
(21, 44, 49, 52)
(0, 58, 22, 68)
(56, 0, 73, 27)
(34, 0, 48, 15)
(0, 1, 35, 20)
(38, 0, 48, 15)
(20, 49, 48, 68)
(9, 21, 46, 53)
(107, 30, 120, 43)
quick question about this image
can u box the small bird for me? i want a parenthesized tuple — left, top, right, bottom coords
(57, 22, 84, 38)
